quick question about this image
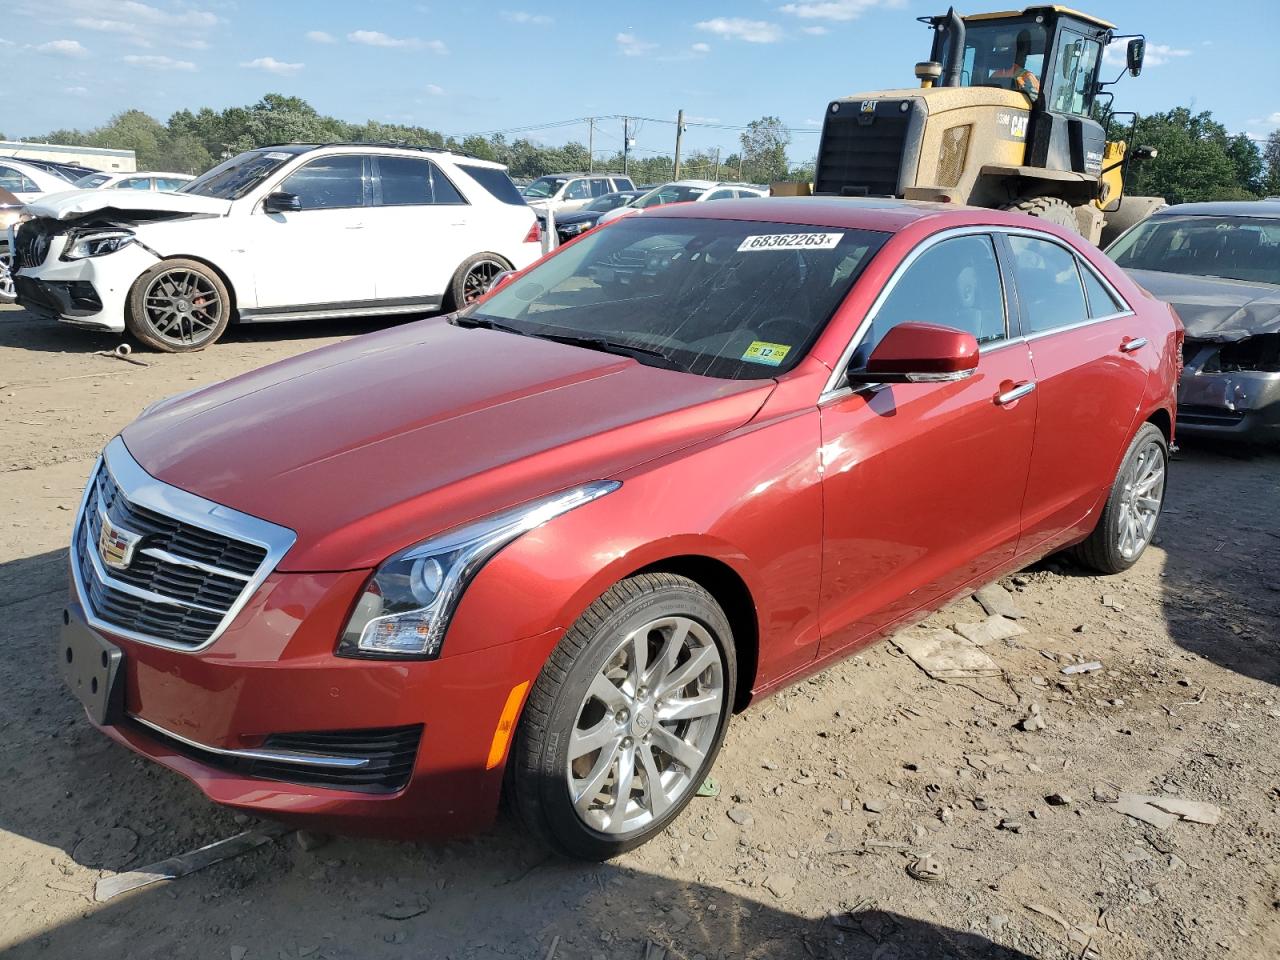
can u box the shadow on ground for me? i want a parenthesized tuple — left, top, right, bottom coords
(1156, 439, 1280, 687)
(0, 304, 423, 356)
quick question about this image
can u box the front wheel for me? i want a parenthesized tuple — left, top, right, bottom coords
(510, 573, 736, 860)
(0, 245, 15, 303)
(126, 258, 231, 352)
(1002, 196, 1080, 234)
(1073, 422, 1168, 574)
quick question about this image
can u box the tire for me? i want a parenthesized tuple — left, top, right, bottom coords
(126, 258, 231, 352)
(510, 573, 737, 860)
(443, 253, 513, 313)
(1002, 196, 1080, 233)
(1072, 422, 1168, 574)
(0, 243, 14, 303)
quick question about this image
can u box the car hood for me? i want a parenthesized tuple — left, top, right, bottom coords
(1127, 268, 1280, 342)
(121, 319, 774, 571)
(24, 189, 231, 221)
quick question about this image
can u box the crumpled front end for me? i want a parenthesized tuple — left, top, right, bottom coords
(1178, 334, 1280, 440)
(11, 215, 162, 331)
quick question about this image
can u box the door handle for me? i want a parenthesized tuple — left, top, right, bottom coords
(995, 381, 1036, 405)
(1120, 337, 1148, 353)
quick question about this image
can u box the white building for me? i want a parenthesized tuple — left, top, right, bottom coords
(0, 141, 136, 172)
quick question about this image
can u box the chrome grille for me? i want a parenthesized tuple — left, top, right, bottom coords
(71, 438, 295, 651)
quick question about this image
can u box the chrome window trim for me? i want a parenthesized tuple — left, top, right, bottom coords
(820, 224, 1136, 403)
(70, 435, 297, 653)
(131, 715, 371, 769)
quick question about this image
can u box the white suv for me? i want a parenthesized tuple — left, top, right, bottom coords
(595, 180, 767, 226)
(521, 173, 636, 219)
(10, 144, 541, 351)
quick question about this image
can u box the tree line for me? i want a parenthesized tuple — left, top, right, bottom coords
(9, 94, 1278, 200)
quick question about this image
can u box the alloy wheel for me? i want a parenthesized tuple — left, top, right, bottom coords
(462, 259, 505, 305)
(566, 615, 725, 835)
(142, 269, 223, 347)
(1117, 437, 1165, 560)
(0, 248, 14, 301)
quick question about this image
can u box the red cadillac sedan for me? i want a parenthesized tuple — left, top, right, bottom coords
(60, 198, 1181, 859)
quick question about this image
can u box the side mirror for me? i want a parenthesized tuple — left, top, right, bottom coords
(1131, 145, 1159, 161)
(1126, 38, 1145, 77)
(845, 322, 980, 385)
(486, 270, 516, 294)
(263, 191, 301, 214)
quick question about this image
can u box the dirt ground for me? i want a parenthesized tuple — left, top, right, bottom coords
(1, 302, 1277, 960)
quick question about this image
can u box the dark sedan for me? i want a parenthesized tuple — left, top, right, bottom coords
(547, 190, 644, 242)
(1107, 201, 1280, 443)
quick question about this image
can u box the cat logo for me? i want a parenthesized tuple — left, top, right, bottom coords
(1010, 115, 1029, 139)
(860, 100, 878, 114)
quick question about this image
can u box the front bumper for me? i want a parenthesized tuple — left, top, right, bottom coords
(14, 240, 156, 332)
(1176, 368, 1280, 442)
(66, 567, 561, 838)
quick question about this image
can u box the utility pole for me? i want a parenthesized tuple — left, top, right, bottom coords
(673, 109, 684, 179)
(713, 147, 721, 181)
(737, 152, 744, 181)
(587, 118, 594, 173)
(622, 117, 631, 177)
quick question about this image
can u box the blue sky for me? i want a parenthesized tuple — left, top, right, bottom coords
(2, 0, 1277, 164)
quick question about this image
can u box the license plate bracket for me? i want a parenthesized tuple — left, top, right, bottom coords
(59, 604, 124, 726)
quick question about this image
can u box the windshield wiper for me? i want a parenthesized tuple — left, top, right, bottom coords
(450, 315, 531, 336)
(531, 331, 684, 370)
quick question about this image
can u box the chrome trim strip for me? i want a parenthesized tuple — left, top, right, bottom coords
(69, 436, 297, 653)
(131, 715, 371, 769)
(138, 545, 252, 582)
(819, 224, 1137, 402)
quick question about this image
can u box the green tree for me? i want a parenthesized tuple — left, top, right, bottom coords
(738, 116, 790, 185)
(1126, 108, 1261, 203)
(1259, 130, 1280, 197)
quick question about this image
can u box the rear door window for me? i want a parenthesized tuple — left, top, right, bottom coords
(0, 166, 38, 193)
(589, 178, 611, 197)
(456, 164, 523, 204)
(376, 156, 467, 206)
(1006, 234, 1089, 334)
(281, 155, 368, 209)
(563, 180, 592, 201)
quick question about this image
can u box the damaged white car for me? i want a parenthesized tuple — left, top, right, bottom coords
(9, 143, 541, 351)
(1108, 200, 1280, 444)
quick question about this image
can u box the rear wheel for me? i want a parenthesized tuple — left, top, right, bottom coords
(510, 573, 736, 860)
(1073, 422, 1168, 574)
(126, 258, 231, 352)
(444, 253, 512, 312)
(1002, 196, 1080, 233)
(0, 243, 14, 303)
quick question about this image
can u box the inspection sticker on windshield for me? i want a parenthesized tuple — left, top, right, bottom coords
(742, 341, 792, 366)
(738, 232, 843, 252)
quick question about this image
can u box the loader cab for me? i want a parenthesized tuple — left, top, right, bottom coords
(929, 6, 1129, 178)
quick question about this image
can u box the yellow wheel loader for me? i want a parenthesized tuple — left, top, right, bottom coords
(805, 5, 1165, 244)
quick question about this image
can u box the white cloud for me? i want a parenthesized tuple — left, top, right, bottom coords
(73, 17, 140, 35)
(305, 30, 335, 43)
(780, 0, 900, 21)
(426, 83, 445, 96)
(241, 56, 304, 75)
(691, 42, 711, 53)
(1267, 112, 1280, 126)
(801, 25, 829, 35)
(695, 18, 783, 44)
(1104, 39, 1190, 68)
(503, 11, 552, 25)
(686, 115, 721, 124)
(347, 30, 446, 52)
(65, 85, 89, 95)
(176, 38, 209, 50)
(36, 39, 89, 58)
(0, 38, 16, 47)
(21, 1, 217, 54)
(124, 54, 196, 71)
(616, 32, 657, 56)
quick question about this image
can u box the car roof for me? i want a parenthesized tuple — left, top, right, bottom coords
(254, 142, 507, 169)
(1155, 200, 1280, 219)
(642, 195, 1061, 233)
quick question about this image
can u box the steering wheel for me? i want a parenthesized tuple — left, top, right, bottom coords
(754, 315, 811, 347)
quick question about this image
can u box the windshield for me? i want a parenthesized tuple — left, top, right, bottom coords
(943, 19, 1047, 96)
(74, 173, 111, 189)
(1109, 216, 1280, 286)
(586, 192, 633, 213)
(180, 150, 293, 200)
(463, 216, 887, 379)
(633, 184, 709, 210)
(522, 176, 568, 199)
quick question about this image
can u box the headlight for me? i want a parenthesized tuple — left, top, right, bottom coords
(62, 230, 135, 261)
(562, 222, 588, 235)
(338, 481, 620, 659)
